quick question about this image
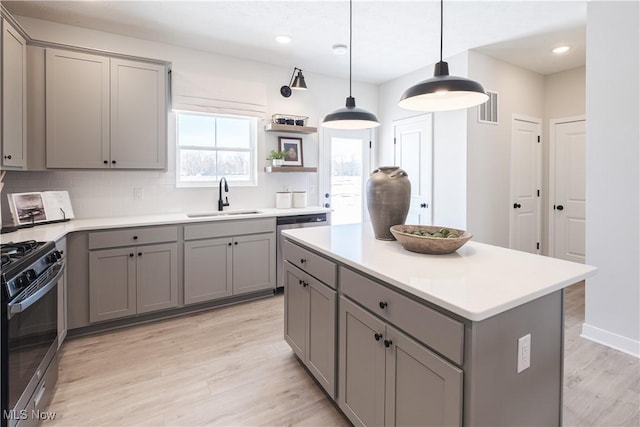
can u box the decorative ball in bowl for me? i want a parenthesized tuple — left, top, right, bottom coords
(389, 225, 472, 255)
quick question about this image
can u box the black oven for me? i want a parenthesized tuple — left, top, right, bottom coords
(1, 241, 62, 427)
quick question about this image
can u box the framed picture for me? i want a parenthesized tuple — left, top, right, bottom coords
(279, 137, 303, 166)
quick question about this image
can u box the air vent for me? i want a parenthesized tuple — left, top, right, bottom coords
(478, 91, 498, 124)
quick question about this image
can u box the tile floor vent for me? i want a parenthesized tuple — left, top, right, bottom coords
(478, 91, 498, 124)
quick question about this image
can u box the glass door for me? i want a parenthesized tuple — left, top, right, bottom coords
(320, 128, 373, 225)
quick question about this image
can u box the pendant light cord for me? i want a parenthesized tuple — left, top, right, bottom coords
(349, 0, 353, 98)
(439, 0, 443, 62)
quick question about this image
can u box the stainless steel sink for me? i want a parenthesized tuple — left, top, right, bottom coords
(186, 210, 262, 218)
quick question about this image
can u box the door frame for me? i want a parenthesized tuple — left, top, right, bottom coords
(393, 114, 434, 225)
(318, 127, 375, 223)
(547, 115, 586, 258)
(509, 114, 542, 253)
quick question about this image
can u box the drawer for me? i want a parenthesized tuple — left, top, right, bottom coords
(89, 226, 178, 249)
(340, 266, 464, 365)
(283, 239, 337, 289)
(184, 217, 275, 241)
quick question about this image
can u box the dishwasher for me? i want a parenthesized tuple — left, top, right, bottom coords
(276, 213, 329, 290)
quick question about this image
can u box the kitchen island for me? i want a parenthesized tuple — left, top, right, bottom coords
(282, 223, 597, 427)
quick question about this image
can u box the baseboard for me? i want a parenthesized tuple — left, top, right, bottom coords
(581, 323, 640, 358)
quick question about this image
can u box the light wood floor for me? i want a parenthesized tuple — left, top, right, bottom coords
(46, 284, 639, 426)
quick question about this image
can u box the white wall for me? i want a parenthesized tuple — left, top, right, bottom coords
(1, 15, 378, 222)
(542, 66, 586, 255)
(584, 1, 640, 357)
(466, 51, 545, 247)
(377, 52, 469, 229)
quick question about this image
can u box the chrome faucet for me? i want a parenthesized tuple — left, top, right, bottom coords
(218, 177, 230, 211)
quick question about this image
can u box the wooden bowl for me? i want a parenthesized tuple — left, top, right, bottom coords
(389, 225, 472, 255)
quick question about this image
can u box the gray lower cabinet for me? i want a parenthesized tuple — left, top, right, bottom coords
(89, 242, 178, 323)
(183, 229, 276, 305)
(339, 296, 463, 427)
(184, 237, 232, 304)
(284, 262, 336, 397)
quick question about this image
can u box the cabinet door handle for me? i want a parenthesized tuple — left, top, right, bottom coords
(103, 160, 108, 164)
(133, 236, 138, 240)
(379, 301, 388, 309)
(384, 339, 393, 348)
(299, 279, 303, 286)
(234, 241, 238, 245)
(4, 155, 12, 160)
(112, 160, 116, 164)
(300, 258, 306, 264)
(374, 333, 383, 341)
(129, 253, 134, 257)
(138, 252, 142, 257)
(228, 242, 232, 246)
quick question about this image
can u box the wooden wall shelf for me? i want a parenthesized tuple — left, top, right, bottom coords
(265, 123, 317, 134)
(264, 166, 317, 173)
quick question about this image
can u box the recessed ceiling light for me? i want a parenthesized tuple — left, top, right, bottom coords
(552, 45, 571, 54)
(332, 44, 348, 55)
(275, 35, 292, 44)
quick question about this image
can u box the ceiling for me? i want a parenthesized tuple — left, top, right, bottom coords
(4, 1, 587, 84)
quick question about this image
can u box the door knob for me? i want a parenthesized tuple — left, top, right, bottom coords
(513, 203, 522, 209)
(556, 205, 564, 211)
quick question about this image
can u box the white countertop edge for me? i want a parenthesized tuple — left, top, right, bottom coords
(0, 207, 332, 243)
(282, 230, 598, 322)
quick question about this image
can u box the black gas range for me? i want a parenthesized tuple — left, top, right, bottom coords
(1, 240, 63, 427)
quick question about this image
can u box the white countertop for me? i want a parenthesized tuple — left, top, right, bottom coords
(282, 223, 597, 321)
(0, 206, 331, 243)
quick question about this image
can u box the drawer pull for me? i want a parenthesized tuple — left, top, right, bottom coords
(379, 301, 388, 309)
(374, 333, 383, 341)
(384, 339, 393, 348)
(300, 258, 306, 264)
(133, 235, 138, 240)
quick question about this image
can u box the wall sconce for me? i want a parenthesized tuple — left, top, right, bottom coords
(280, 67, 307, 97)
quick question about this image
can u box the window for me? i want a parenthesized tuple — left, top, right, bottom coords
(176, 112, 257, 187)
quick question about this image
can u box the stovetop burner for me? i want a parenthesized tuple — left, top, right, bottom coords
(1, 240, 39, 258)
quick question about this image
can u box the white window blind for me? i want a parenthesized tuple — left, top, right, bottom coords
(172, 70, 267, 118)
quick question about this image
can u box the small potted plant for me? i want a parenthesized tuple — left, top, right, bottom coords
(267, 150, 287, 167)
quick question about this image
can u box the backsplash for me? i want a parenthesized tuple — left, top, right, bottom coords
(1, 169, 316, 225)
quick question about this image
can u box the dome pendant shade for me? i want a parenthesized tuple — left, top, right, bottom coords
(399, 61, 489, 112)
(321, 0, 379, 130)
(291, 71, 307, 90)
(323, 97, 380, 129)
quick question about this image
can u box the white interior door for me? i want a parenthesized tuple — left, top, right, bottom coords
(393, 115, 433, 225)
(550, 118, 586, 263)
(509, 116, 541, 253)
(320, 128, 372, 225)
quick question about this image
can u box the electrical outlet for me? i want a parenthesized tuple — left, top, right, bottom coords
(133, 187, 144, 200)
(517, 333, 531, 373)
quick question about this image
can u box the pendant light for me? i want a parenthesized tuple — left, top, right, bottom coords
(398, 0, 489, 112)
(322, 0, 379, 129)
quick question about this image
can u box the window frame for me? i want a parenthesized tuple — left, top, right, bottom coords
(175, 111, 258, 188)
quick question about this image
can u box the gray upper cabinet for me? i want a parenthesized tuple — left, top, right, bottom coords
(110, 58, 166, 169)
(45, 49, 109, 169)
(2, 17, 27, 169)
(45, 48, 167, 169)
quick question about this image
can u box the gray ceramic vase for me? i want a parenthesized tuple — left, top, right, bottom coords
(366, 166, 411, 240)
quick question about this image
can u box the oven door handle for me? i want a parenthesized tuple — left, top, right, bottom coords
(8, 261, 64, 319)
